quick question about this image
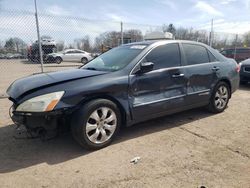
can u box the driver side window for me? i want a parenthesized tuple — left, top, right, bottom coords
(144, 43, 181, 70)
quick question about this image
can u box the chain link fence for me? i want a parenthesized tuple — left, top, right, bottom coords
(0, 9, 245, 95)
(0, 8, 248, 125)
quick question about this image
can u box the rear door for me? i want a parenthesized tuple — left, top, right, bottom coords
(181, 43, 220, 105)
(73, 50, 85, 62)
(129, 43, 188, 119)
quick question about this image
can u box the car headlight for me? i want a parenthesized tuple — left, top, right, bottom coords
(16, 91, 65, 112)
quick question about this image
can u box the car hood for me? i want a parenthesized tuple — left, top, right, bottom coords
(7, 69, 107, 99)
(241, 58, 250, 65)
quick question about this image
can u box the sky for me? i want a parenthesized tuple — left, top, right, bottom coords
(0, 0, 250, 44)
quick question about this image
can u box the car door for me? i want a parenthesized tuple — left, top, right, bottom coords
(72, 50, 84, 62)
(181, 43, 220, 105)
(62, 50, 74, 61)
(129, 43, 188, 120)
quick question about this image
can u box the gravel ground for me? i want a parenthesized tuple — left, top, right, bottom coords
(0, 60, 250, 188)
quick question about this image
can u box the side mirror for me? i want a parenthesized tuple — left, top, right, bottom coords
(138, 62, 154, 74)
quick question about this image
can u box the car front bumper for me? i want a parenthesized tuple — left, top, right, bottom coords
(11, 109, 72, 135)
(240, 66, 250, 82)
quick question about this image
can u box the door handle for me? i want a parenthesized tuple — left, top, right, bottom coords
(172, 73, 185, 78)
(212, 67, 220, 71)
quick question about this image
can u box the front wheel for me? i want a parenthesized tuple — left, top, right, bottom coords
(71, 99, 121, 150)
(55, 57, 62, 64)
(207, 82, 230, 113)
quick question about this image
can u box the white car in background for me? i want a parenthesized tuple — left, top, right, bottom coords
(46, 49, 93, 64)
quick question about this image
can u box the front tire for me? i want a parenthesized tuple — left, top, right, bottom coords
(207, 81, 230, 113)
(71, 99, 121, 150)
(55, 57, 62, 64)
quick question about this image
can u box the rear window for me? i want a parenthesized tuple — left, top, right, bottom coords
(182, 43, 209, 65)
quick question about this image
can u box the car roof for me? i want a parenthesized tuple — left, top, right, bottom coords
(124, 40, 209, 48)
(65, 49, 85, 52)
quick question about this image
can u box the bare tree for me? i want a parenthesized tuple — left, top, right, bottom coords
(56, 40, 65, 51)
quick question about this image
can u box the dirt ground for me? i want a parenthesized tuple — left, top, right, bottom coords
(0, 60, 250, 188)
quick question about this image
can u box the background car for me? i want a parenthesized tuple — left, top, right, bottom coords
(46, 49, 93, 64)
(240, 58, 250, 84)
(220, 47, 250, 63)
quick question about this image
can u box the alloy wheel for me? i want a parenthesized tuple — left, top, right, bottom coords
(214, 85, 229, 110)
(85, 107, 117, 144)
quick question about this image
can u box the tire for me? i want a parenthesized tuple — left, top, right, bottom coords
(207, 81, 230, 113)
(55, 57, 62, 64)
(81, 57, 88, 64)
(71, 99, 121, 150)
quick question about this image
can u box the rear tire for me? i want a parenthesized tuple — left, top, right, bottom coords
(81, 57, 88, 64)
(71, 99, 121, 150)
(207, 81, 230, 113)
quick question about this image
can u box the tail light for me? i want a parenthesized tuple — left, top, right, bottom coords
(236, 63, 241, 73)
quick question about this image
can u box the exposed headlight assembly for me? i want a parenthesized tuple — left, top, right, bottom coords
(16, 91, 65, 112)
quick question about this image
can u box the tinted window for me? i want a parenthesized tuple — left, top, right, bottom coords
(66, 50, 74, 54)
(74, 50, 84, 53)
(144, 43, 180, 70)
(208, 50, 217, 62)
(182, 44, 209, 65)
(236, 49, 250, 53)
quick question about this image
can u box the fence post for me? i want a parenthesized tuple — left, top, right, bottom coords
(234, 34, 238, 60)
(34, 0, 44, 73)
(121, 22, 124, 45)
(209, 19, 213, 47)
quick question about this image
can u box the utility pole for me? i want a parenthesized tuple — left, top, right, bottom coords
(121, 22, 124, 45)
(234, 34, 238, 60)
(34, 0, 44, 73)
(209, 19, 213, 47)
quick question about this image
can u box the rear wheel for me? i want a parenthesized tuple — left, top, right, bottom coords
(81, 57, 88, 64)
(207, 82, 230, 113)
(71, 99, 121, 150)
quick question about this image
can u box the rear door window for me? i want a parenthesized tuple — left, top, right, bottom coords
(182, 43, 210, 65)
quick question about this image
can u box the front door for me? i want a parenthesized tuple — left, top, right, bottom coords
(129, 43, 188, 120)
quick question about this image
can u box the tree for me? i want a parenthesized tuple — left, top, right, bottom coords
(12, 37, 26, 53)
(56, 40, 65, 51)
(4, 37, 26, 53)
(93, 29, 143, 52)
(162, 23, 176, 37)
(74, 35, 91, 52)
(4, 38, 15, 52)
(243, 32, 250, 47)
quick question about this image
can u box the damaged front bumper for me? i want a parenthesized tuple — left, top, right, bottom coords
(11, 108, 72, 139)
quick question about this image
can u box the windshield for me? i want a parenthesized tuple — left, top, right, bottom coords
(82, 44, 147, 72)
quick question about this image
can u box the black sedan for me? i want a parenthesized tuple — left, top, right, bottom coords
(7, 40, 240, 149)
(240, 58, 250, 84)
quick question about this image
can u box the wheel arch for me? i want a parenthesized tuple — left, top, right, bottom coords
(77, 94, 129, 127)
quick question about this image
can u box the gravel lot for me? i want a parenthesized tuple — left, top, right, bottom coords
(0, 60, 250, 187)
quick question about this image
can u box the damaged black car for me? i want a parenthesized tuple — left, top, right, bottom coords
(7, 40, 240, 149)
